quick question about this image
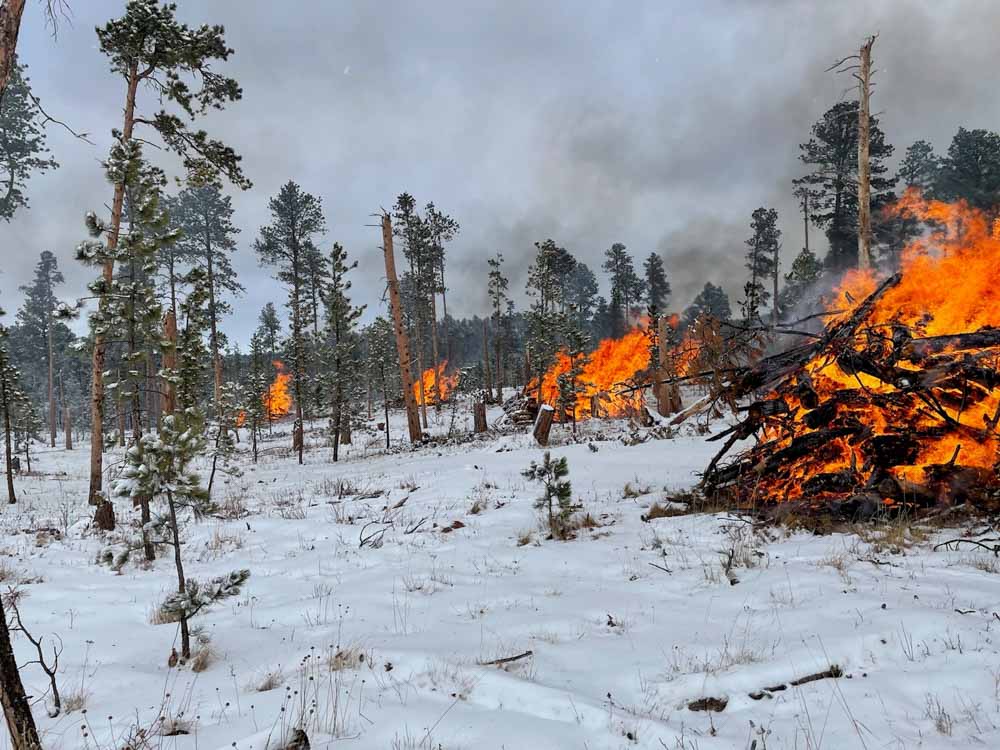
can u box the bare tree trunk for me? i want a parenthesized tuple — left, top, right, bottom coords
(413, 317, 429, 429)
(381, 214, 421, 442)
(60, 374, 72, 450)
(473, 401, 487, 433)
(166, 490, 191, 659)
(2, 380, 15, 504)
(0, 592, 41, 750)
(857, 35, 875, 271)
(47, 313, 55, 447)
(495, 320, 503, 404)
(89, 62, 141, 506)
(771, 244, 780, 327)
(162, 311, 177, 414)
(482, 318, 492, 402)
(0, 0, 26, 102)
(439, 256, 452, 364)
(429, 292, 442, 411)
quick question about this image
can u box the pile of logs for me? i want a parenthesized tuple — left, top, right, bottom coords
(694, 274, 1000, 514)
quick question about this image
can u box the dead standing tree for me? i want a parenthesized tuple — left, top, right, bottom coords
(382, 213, 422, 443)
(828, 33, 878, 271)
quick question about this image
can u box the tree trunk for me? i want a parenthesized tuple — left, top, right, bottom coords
(0, 591, 41, 750)
(482, 319, 492, 402)
(162, 311, 177, 414)
(58, 374, 71, 450)
(429, 291, 442, 411)
(857, 35, 875, 270)
(533, 404, 554, 447)
(0, 0, 26, 102)
(2, 382, 15, 504)
(473, 401, 487, 433)
(88, 62, 141, 506)
(439, 255, 452, 364)
(381, 215, 421, 443)
(166, 490, 191, 660)
(771, 243, 780, 327)
(47, 313, 55, 447)
(495, 322, 503, 404)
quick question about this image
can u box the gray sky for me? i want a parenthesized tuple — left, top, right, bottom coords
(4, 0, 999, 345)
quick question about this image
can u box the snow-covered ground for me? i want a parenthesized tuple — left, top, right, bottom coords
(3, 404, 1000, 749)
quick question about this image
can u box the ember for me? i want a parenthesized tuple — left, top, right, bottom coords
(703, 193, 1000, 512)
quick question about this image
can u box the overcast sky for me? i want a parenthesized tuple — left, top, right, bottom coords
(4, 0, 999, 345)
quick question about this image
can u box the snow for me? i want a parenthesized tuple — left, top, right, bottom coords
(2, 405, 1000, 749)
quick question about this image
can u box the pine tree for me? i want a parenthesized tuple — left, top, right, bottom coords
(936, 127, 1000, 211)
(557, 321, 589, 435)
(322, 243, 365, 462)
(424, 201, 460, 377)
(0, 60, 58, 220)
(897, 140, 940, 193)
(78, 142, 176, 556)
(11, 394, 40, 475)
(522, 452, 574, 540)
(254, 181, 326, 463)
(683, 283, 732, 328)
(15, 251, 68, 447)
(642, 252, 670, 314)
(113, 408, 249, 660)
(0, 310, 25, 504)
(525, 240, 572, 402)
(85, 0, 250, 507)
(243, 332, 270, 463)
(393, 194, 436, 424)
(566, 263, 599, 335)
(257, 302, 282, 363)
(365, 317, 400, 449)
(740, 207, 780, 324)
(487, 252, 510, 402)
(165, 183, 243, 413)
(776, 246, 823, 315)
(795, 100, 895, 271)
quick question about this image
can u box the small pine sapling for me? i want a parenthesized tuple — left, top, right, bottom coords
(522, 451, 575, 539)
(207, 381, 245, 493)
(113, 409, 249, 660)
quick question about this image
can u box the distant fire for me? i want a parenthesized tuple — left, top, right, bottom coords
(414, 361, 460, 405)
(265, 360, 293, 418)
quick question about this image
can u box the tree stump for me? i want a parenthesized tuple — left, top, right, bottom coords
(473, 402, 487, 433)
(533, 404, 555, 446)
(590, 394, 602, 419)
(94, 500, 115, 531)
(341, 417, 352, 445)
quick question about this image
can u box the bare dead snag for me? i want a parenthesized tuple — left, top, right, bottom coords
(381, 214, 421, 443)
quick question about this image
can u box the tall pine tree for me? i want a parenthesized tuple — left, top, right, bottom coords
(254, 181, 326, 463)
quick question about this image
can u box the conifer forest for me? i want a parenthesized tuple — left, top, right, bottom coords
(2, 2, 1000, 748)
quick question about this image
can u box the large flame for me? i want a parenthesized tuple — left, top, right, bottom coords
(414, 360, 459, 405)
(534, 327, 651, 420)
(762, 191, 1000, 501)
(265, 360, 293, 419)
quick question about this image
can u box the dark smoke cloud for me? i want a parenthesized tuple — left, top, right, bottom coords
(3, 1, 999, 343)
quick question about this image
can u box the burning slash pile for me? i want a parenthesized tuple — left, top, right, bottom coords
(702, 194, 1000, 516)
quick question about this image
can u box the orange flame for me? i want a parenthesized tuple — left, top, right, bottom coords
(534, 327, 651, 420)
(265, 360, 293, 419)
(760, 191, 1000, 501)
(414, 361, 459, 405)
